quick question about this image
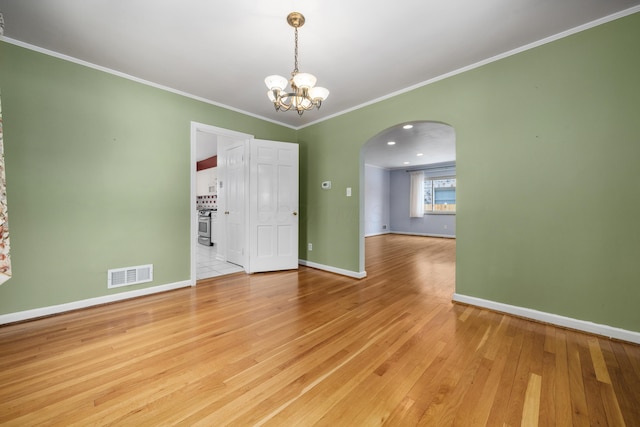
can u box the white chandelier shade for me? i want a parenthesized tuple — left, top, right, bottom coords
(264, 75, 288, 92)
(292, 73, 317, 90)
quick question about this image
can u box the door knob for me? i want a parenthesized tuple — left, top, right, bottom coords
(293, 212, 298, 216)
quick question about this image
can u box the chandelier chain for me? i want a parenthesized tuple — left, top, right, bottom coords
(293, 27, 299, 76)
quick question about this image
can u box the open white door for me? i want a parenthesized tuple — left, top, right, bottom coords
(219, 136, 247, 267)
(249, 139, 299, 273)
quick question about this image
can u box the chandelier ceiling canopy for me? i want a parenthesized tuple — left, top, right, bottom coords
(264, 12, 329, 116)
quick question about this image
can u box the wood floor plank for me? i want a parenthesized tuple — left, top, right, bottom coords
(452, 335, 512, 427)
(384, 306, 472, 425)
(600, 381, 627, 427)
(416, 313, 497, 425)
(503, 321, 543, 426)
(521, 373, 542, 427)
(0, 234, 639, 426)
(577, 334, 609, 426)
(481, 314, 526, 425)
(567, 333, 591, 426)
(553, 331, 573, 426)
(588, 337, 612, 384)
(540, 350, 557, 426)
(608, 341, 640, 425)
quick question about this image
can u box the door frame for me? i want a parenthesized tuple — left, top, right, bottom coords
(190, 121, 253, 285)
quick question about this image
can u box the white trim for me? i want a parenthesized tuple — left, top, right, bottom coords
(299, 260, 367, 279)
(390, 231, 456, 239)
(1, 37, 297, 130)
(3, 6, 639, 131)
(365, 231, 391, 238)
(0, 280, 193, 326)
(364, 163, 391, 171)
(452, 293, 640, 345)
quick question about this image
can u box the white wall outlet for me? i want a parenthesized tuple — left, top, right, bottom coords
(346, 187, 352, 197)
(308, 243, 313, 251)
(321, 181, 332, 189)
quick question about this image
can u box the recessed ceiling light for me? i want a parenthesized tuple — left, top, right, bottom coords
(403, 161, 410, 165)
(417, 153, 424, 157)
(387, 141, 396, 145)
(403, 124, 413, 130)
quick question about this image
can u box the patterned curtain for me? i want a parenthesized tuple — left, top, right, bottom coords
(0, 93, 11, 285)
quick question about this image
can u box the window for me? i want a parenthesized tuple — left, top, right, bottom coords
(424, 177, 456, 213)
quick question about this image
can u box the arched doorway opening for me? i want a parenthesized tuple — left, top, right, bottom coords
(359, 120, 456, 274)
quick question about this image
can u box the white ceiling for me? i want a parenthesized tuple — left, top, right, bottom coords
(1, 1, 639, 167)
(364, 122, 455, 170)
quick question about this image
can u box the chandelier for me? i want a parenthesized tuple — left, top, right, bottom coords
(264, 12, 329, 115)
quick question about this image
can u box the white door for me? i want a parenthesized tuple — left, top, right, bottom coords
(220, 137, 246, 267)
(249, 139, 299, 273)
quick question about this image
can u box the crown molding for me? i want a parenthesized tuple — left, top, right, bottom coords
(2, 5, 638, 131)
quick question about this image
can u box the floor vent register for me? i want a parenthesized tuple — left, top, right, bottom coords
(108, 264, 153, 289)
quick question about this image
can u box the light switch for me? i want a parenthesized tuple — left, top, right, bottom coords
(346, 187, 352, 197)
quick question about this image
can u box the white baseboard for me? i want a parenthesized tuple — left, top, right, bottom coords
(365, 231, 391, 237)
(298, 260, 367, 279)
(390, 231, 456, 239)
(0, 280, 193, 325)
(452, 293, 640, 344)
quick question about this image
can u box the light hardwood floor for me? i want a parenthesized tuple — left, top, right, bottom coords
(1, 234, 639, 425)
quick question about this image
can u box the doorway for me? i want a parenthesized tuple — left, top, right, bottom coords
(191, 122, 252, 283)
(190, 123, 301, 283)
(359, 121, 456, 274)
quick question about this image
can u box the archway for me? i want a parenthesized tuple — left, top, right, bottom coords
(359, 120, 456, 274)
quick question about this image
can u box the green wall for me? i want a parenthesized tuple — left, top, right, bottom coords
(298, 12, 640, 332)
(0, 42, 295, 314)
(2, 12, 639, 333)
